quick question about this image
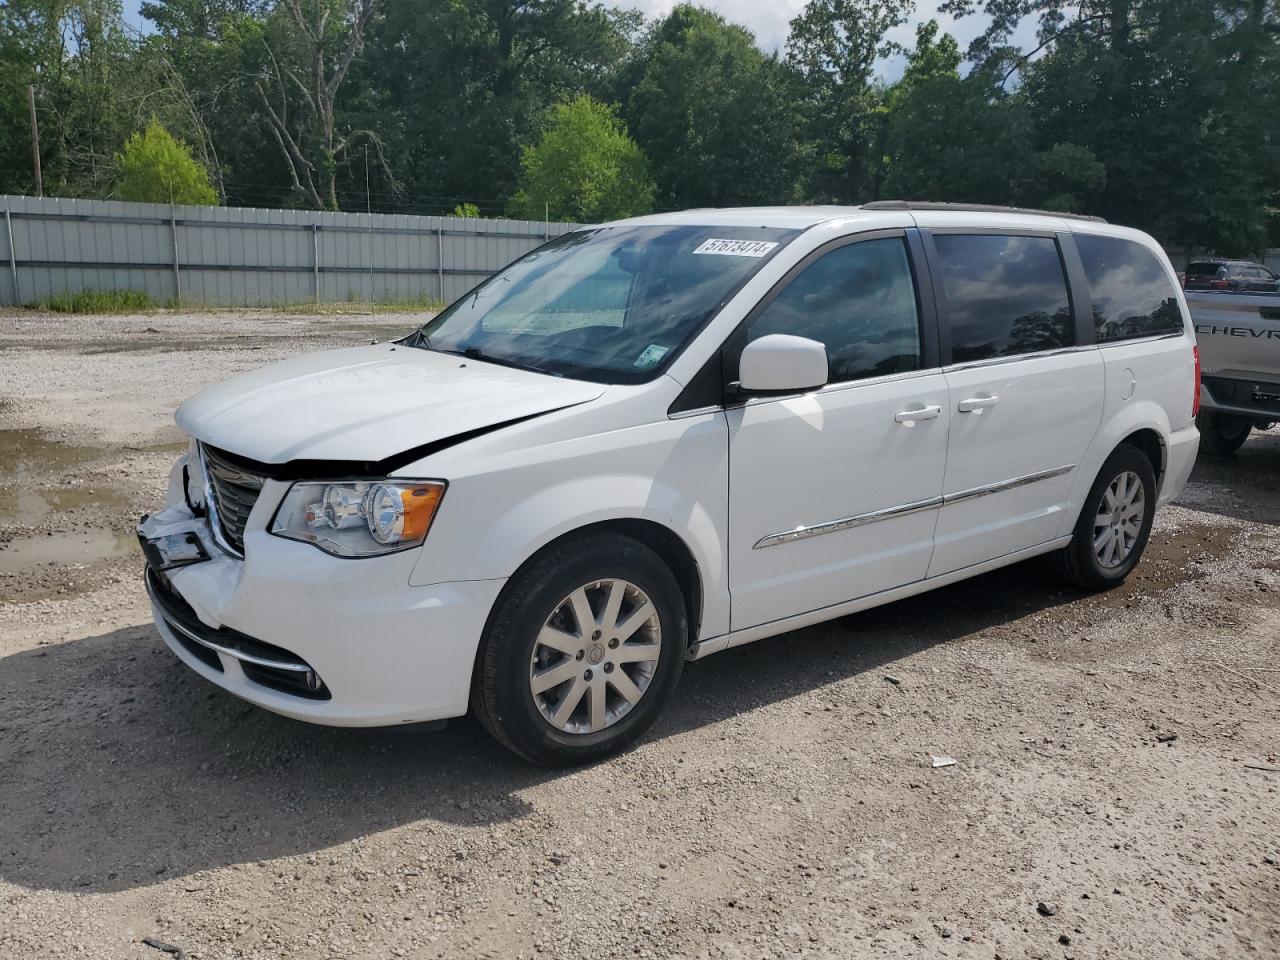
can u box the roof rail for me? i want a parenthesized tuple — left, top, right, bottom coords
(861, 200, 1107, 224)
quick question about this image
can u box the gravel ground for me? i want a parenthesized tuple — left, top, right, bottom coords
(1, 309, 1277, 960)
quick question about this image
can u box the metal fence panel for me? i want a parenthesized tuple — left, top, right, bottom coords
(0, 195, 576, 308)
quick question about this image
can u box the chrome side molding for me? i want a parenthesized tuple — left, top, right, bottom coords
(753, 496, 944, 549)
(753, 464, 1075, 549)
(943, 464, 1075, 504)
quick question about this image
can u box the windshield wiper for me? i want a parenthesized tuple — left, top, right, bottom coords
(459, 346, 560, 377)
(425, 344, 558, 377)
(407, 333, 559, 377)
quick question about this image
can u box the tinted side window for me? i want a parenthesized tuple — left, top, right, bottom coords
(1075, 235, 1183, 342)
(933, 234, 1073, 363)
(748, 237, 921, 383)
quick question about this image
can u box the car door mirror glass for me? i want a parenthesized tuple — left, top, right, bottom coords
(738, 334, 828, 394)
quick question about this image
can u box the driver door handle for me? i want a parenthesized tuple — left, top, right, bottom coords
(894, 404, 942, 424)
(957, 394, 1000, 413)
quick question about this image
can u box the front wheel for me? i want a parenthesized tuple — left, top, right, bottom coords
(472, 533, 686, 765)
(1050, 445, 1157, 590)
(1196, 411, 1251, 456)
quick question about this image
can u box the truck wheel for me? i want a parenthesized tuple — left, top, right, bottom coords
(1050, 445, 1156, 590)
(472, 533, 686, 766)
(1196, 411, 1251, 456)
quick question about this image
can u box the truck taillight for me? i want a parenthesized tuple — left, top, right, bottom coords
(1192, 345, 1201, 418)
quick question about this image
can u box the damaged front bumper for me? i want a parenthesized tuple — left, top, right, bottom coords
(137, 454, 506, 727)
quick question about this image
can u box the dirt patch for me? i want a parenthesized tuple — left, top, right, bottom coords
(1, 310, 1278, 960)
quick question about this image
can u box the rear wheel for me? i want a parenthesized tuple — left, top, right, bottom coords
(1050, 445, 1156, 590)
(472, 533, 686, 765)
(1196, 411, 1251, 456)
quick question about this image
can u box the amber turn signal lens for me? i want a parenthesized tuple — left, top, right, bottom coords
(399, 483, 445, 541)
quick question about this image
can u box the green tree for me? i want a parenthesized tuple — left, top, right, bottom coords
(1, 0, 153, 198)
(945, 0, 1280, 252)
(508, 95, 654, 222)
(115, 118, 218, 204)
(451, 202, 481, 218)
(361, 0, 640, 214)
(786, 0, 912, 201)
(256, 0, 385, 210)
(879, 21, 1035, 204)
(137, 0, 277, 205)
(620, 5, 798, 209)
(1028, 142, 1107, 213)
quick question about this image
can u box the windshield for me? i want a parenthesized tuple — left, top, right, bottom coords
(1186, 262, 1225, 277)
(411, 224, 799, 383)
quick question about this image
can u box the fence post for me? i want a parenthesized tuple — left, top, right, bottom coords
(170, 209, 182, 303)
(437, 226, 444, 303)
(4, 209, 17, 306)
(312, 223, 320, 303)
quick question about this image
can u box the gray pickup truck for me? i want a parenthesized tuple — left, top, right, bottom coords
(1188, 291, 1280, 453)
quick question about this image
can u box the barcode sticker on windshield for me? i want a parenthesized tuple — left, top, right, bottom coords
(693, 238, 779, 258)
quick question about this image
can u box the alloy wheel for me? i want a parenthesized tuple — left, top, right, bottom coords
(529, 578, 662, 734)
(1093, 470, 1145, 569)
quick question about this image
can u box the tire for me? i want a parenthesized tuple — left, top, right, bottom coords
(1050, 445, 1157, 590)
(472, 532, 687, 765)
(1196, 411, 1251, 456)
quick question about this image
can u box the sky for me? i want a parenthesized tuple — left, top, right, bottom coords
(120, 0, 1040, 82)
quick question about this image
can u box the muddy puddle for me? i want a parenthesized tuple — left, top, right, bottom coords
(0, 429, 150, 584)
(0, 484, 131, 524)
(0, 528, 138, 575)
(0, 429, 105, 478)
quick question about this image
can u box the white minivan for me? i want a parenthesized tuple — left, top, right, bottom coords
(138, 202, 1200, 764)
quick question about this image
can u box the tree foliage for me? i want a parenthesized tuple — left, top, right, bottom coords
(115, 118, 219, 204)
(0, 0, 1277, 254)
(787, 0, 913, 201)
(508, 95, 654, 222)
(620, 5, 798, 209)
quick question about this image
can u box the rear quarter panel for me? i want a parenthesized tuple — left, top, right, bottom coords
(1057, 225, 1197, 529)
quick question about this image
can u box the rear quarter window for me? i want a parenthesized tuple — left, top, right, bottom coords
(1075, 235, 1184, 342)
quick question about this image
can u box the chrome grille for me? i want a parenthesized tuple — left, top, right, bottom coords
(200, 444, 264, 556)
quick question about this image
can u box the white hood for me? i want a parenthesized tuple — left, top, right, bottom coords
(176, 344, 605, 464)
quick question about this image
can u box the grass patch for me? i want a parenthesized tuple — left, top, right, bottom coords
(37, 289, 155, 314)
(270, 296, 444, 316)
(15, 290, 442, 316)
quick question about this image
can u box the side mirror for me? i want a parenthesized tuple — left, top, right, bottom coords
(738, 334, 828, 395)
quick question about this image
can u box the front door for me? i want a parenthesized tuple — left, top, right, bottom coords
(924, 231, 1104, 576)
(727, 232, 950, 631)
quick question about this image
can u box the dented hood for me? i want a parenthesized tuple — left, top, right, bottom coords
(176, 343, 605, 465)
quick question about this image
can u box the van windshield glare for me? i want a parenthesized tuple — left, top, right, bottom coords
(411, 224, 798, 384)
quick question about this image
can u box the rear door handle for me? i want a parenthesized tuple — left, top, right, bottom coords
(894, 404, 942, 424)
(957, 395, 999, 413)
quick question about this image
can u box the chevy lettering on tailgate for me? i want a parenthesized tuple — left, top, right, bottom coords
(1195, 323, 1280, 340)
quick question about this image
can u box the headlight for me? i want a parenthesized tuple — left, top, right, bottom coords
(269, 480, 446, 558)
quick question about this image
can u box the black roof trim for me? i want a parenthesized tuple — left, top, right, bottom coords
(862, 200, 1107, 224)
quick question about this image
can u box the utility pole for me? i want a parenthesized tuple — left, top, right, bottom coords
(27, 85, 43, 198)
